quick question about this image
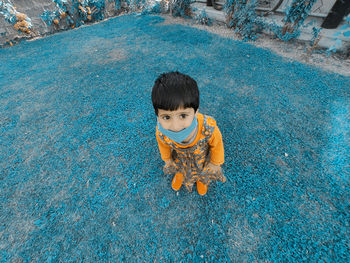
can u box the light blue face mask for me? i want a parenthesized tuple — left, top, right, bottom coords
(157, 115, 198, 143)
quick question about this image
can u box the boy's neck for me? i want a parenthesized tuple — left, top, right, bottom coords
(181, 125, 198, 144)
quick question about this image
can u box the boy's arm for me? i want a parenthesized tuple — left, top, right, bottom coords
(155, 131, 172, 162)
(208, 125, 224, 166)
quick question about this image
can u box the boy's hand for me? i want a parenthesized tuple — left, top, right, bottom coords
(205, 162, 226, 183)
(206, 162, 221, 173)
(165, 160, 172, 167)
(163, 160, 177, 175)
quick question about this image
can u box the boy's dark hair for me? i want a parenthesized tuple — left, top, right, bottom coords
(151, 71, 199, 116)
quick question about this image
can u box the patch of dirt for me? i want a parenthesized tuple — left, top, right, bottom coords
(105, 48, 128, 63)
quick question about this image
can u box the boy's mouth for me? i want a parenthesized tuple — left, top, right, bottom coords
(169, 127, 186, 133)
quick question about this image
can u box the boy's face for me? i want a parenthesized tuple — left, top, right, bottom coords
(158, 107, 197, 132)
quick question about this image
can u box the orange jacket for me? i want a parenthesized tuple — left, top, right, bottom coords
(155, 113, 224, 166)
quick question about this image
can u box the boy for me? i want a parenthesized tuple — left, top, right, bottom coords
(151, 71, 226, 196)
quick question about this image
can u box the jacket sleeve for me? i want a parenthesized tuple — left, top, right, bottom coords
(155, 131, 172, 162)
(208, 125, 225, 165)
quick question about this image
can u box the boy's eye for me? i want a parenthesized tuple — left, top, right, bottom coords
(180, 114, 187, 119)
(162, 115, 170, 120)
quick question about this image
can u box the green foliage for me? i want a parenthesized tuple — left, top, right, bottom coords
(224, 0, 263, 41)
(0, 0, 20, 24)
(171, 0, 192, 17)
(195, 10, 212, 26)
(284, 0, 317, 25)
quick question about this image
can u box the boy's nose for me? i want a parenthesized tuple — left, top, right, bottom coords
(169, 122, 182, 132)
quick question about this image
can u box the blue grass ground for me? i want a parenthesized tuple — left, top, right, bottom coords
(0, 14, 349, 262)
